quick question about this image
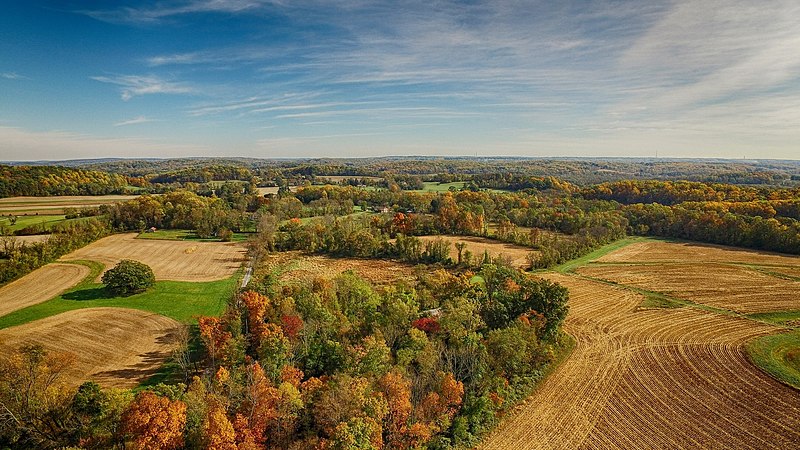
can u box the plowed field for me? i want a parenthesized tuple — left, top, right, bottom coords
(577, 263, 800, 314)
(61, 233, 246, 281)
(0, 263, 89, 317)
(0, 307, 180, 388)
(0, 195, 138, 215)
(596, 240, 799, 266)
(479, 273, 800, 449)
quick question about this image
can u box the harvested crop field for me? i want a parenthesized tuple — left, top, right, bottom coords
(260, 251, 417, 285)
(62, 233, 246, 282)
(479, 273, 800, 450)
(596, 240, 799, 266)
(0, 263, 89, 317)
(577, 263, 800, 314)
(0, 307, 180, 388)
(0, 195, 138, 215)
(417, 235, 534, 268)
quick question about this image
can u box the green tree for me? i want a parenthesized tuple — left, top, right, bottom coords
(102, 260, 156, 296)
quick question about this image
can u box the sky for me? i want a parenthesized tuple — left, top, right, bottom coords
(1, 0, 799, 161)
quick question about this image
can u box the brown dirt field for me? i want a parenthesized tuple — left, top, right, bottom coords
(577, 263, 800, 314)
(61, 233, 246, 282)
(257, 186, 280, 196)
(0, 195, 138, 214)
(417, 235, 535, 269)
(597, 240, 800, 266)
(479, 273, 800, 450)
(0, 307, 180, 388)
(0, 263, 89, 317)
(260, 251, 417, 285)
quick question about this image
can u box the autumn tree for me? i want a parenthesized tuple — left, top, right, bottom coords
(122, 391, 186, 450)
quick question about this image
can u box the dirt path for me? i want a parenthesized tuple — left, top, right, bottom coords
(0, 263, 89, 317)
(0, 307, 181, 388)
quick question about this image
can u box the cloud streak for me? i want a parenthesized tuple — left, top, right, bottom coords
(91, 74, 194, 101)
(114, 116, 155, 126)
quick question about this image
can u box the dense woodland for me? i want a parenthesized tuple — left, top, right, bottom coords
(1, 159, 800, 448)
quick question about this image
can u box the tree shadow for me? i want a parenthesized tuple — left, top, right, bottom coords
(62, 287, 112, 301)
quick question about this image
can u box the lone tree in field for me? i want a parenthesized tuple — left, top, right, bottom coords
(102, 260, 155, 296)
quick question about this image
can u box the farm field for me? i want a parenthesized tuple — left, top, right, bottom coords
(136, 228, 252, 242)
(0, 262, 89, 317)
(259, 251, 418, 285)
(62, 233, 247, 281)
(0, 194, 138, 215)
(417, 235, 535, 268)
(480, 271, 800, 449)
(577, 263, 800, 314)
(596, 239, 800, 266)
(5, 234, 51, 244)
(0, 307, 180, 388)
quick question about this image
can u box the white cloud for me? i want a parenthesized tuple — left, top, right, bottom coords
(1, 72, 26, 80)
(91, 74, 193, 101)
(113, 116, 154, 127)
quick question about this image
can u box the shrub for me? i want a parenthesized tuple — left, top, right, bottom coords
(102, 259, 155, 296)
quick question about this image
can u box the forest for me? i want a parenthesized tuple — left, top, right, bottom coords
(1, 158, 800, 449)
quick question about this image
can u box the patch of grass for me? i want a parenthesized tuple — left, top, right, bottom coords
(746, 330, 800, 390)
(136, 228, 252, 242)
(747, 311, 800, 327)
(639, 293, 685, 309)
(0, 274, 238, 330)
(0, 214, 65, 232)
(413, 181, 466, 192)
(552, 236, 647, 274)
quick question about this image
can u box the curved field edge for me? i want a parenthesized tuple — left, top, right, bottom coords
(0, 307, 181, 389)
(746, 330, 800, 390)
(0, 265, 240, 329)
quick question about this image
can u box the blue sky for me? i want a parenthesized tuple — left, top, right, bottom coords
(1, 0, 799, 160)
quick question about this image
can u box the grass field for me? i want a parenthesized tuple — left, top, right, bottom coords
(747, 330, 800, 390)
(412, 181, 466, 192)
(136, 228, 252, 242)
(0, 214, 96, 233)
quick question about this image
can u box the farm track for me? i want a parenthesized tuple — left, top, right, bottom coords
(0, 307, 181, 388)
(61, 233, 247, 282)
(0, 263, 89, 317)
(479, 272, 800, 450)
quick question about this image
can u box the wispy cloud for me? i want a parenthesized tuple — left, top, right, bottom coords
(1, 72, 27, 80)
(114, 116, 155, 127)
(91, 74, 194, 101)
(82, 0, 273, 24)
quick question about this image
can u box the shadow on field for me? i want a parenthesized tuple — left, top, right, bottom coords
(62, 287, 111, 301)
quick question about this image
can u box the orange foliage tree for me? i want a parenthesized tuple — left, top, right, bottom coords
(122, 391, 186, 450)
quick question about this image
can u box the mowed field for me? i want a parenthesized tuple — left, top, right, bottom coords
(261, 251, 417, 285)
(0, 307, 180, 388)
(0, 195, 138, 215)
(579, 241, 800, 314)
(480, 272, 800, 449)
(61, 233, 247, 281)
(417, 235, 534, 269)
(0, 263, 89, 317)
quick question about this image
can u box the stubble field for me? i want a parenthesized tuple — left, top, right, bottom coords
(480, 240, 800, 450)
(0, 307, 181, 388)
(417, 235, 535, 268)
(0, 263, 90, 317)
(62, 233, 247, 281)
